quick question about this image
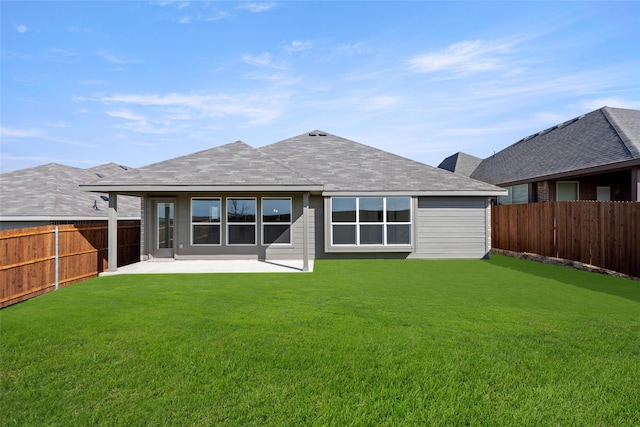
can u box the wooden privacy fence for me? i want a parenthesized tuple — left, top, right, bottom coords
(1, 222, 140, 308)
(492, 201, 639, 278)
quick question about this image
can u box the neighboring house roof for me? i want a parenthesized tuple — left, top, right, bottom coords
(0, 163, 140, 220)
(83, 131, 505, 196)
(437, 152, 483, 177)
(469, 106, 640, 186)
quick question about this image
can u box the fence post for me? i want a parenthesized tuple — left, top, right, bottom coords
(54, 226, 59, 291)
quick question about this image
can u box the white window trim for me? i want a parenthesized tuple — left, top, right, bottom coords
(330, 197, 412, 247)
(226, 197, 257, 246)
(261, 197, 293, 246)
(556, 181, 580, 201)
(190, 197, 222, 246)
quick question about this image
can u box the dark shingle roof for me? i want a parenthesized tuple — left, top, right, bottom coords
(90, 141, 319, 187)
(260, 131, 502, 192)
(0, 163, 140, 219)
(437, 152, 483, 177)
(470, 107, 640, 185)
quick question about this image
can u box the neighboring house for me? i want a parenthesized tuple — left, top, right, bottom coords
(438, 107, 640, 204)
(0, 163, 141, 230)
(81, 131, 506, 271)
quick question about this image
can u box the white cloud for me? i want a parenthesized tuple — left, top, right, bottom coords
(0, 127, 95, 147)
(106, 109, 148, 121)
(285, 40, 313, 53)
(242, 52, 287, 70)
(178, 15, 193, 24)
(1, 127, 37, 137)
(77, 90, 288, 126)
(44, 121, 68, 128)
(574, 97, 640, 111)
(97, 50, 141, 64)
(16, 25, 28, 33)
(51, 47, 78, 57)
(237, 2, 276, 13)
(408, 40, 512, 76)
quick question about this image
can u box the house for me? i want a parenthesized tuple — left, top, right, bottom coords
(438, 107, 640, 204)
(81, 131, 506, 271)
(0, 163, 141, 230)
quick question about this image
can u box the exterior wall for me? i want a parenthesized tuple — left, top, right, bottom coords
(410, 197, 490, 259)
(139, 194, 494, 261)
(142, 193, 314, 261)
(534, 170, 633, 202)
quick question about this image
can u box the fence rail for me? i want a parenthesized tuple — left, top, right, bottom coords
(492, 201, 639, 278)
(1, 222, 140, 308)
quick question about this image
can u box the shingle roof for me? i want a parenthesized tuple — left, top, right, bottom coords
(260, 131, 502, 192)
(0, 163, 140, 219)
(83, 131, 504, 195)
(437, 152, 483, 177)
(470, 107, 640, 185)
(89, 141, 319, 187)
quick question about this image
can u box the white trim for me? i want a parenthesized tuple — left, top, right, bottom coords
(261, 197, 293, 246)
(226, 197, 257, 246)
(190, 197, 222, 246)
(329, 196, 413, 247)
(81, 185, 324, 193)
(323, 190, 507, 197)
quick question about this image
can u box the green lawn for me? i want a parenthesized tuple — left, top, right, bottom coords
(1, 255, 639, 426)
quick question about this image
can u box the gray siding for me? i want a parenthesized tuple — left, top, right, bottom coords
(411, 197, 490, 259)
(142, 193, 316, 261)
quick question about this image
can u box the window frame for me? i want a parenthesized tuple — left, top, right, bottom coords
(556, 181, 579, 201)
(190, 197, 222, 246)
(226, 197, 257, 246)
(329, 196, 412, 247)
(261, 197, 293, 246)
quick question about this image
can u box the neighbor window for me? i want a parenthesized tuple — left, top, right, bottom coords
(262, 198, 292, 245)
(498, 184, 528, 205)
(557, 182, 579, 201)
(191, 198, 221, 245)
(227, 198, 256, 245)
(331, 197, 411, 246)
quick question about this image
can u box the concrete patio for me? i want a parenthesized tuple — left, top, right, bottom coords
(99, 259, 314, 275)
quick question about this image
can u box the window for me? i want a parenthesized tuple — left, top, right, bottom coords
(227, 198, 256, 245)
(331, 197, 411, 246)
(191, 198, 221, 245)
(498, 184, 528, 205)
(262, 198, 292, 245)
(557, 182, 579, 201)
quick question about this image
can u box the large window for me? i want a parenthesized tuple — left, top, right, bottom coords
(262, 198, 292, 245)
(331, 197, 411, 246)
(227, 198, 256, 245)
(191, 198, 221, 245)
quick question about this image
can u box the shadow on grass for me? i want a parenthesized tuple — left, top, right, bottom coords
(487, 255, 640, 304)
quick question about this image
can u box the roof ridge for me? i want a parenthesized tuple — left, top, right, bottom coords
(601, 106, 640, 159)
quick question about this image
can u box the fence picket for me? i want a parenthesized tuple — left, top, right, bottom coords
(492, 201, 638, 278)
(1, 222, 139, 308)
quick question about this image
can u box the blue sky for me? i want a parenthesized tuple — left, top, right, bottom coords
(1, 1, 639, 173)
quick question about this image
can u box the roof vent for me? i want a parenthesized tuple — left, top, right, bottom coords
(318, 132, 327, 136)
(308, 132, 317, 136)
